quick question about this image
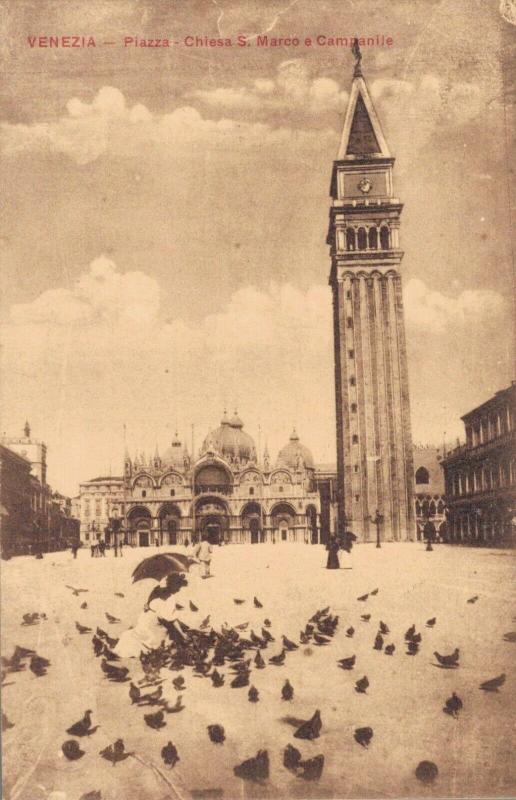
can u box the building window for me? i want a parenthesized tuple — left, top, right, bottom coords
(346, 229, 356, 252)
(351, 403, 357, 413)
(249, 487, 254, 495)
(368, 227, 378, 249)
(348, 349, 355, 359)
(355, 494, 360, 502)
(354, 464, 359, 472)
(170, 489, 175, 497)
(350, 376, 356, 386)
(346, 316, 353, 329)
(142, 490, 146, 498)
(380, 226, 390, 249)
(352, 434, 359, 444)
(357, 227, 367, 250)
(346, 290, 352, 300)
(415, 467, 429, 485)
(279, 486, 283, 492)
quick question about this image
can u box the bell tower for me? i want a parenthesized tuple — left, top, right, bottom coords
(327, 52, 415, 542)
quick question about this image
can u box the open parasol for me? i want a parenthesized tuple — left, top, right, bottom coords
(132, 552, 195, 583)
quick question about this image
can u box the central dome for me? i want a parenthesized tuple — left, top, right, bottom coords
(162, 432, 185, 469)
(201, 411, 257, 464)
(276, 429, 315, 470)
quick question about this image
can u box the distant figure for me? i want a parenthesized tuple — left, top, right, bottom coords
(184, 538, 190, 549)
(195, 534, 213, 579)
(99, 541, 106, 557)
(119, 540, 124, 557)
(113, 541, 118, 557)
(155, 537, 160, 548)
(325, 535, 340, 569)
(71, 543, 79, 559)
(90, 543, 96, 557)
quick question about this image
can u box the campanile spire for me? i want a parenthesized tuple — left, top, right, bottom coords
(327, 55, 415, 542)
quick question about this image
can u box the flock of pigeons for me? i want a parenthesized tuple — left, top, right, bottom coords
(1, 576, 512, 798)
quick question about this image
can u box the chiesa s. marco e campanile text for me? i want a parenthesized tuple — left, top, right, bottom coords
(328, 52, 415, 543)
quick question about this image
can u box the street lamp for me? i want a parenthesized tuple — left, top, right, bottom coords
(368, 510, 384, 548)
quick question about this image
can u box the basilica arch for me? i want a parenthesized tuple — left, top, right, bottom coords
(158, 503, 181, 545)
(194, 496, 229, 545)
(127, 505, 152, 547)
(270, 502, 297, 543)
(241, 501, 264, 544)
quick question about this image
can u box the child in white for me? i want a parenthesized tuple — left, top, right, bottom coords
(195, 535, 213, 578)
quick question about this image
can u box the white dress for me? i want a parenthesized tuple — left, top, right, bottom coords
(114, 595, 179, 658)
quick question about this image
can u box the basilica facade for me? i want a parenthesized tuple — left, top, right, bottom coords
(79, 413, 320, 547)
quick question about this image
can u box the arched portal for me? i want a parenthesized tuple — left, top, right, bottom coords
(158, 503, 181, 545)
(195, 496, 229, 545)
(241, 502, 263, 544)
(195, 463, 232, 495)
(127, 505, 152, 547)
(270, 502, 297, 543)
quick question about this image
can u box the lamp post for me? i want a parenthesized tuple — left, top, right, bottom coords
(368, 510, 384, 548)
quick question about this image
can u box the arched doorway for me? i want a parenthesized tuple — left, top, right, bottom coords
(158, 504, 181, 545)
(195, 497, 229, 545)
(271, 503, 297, 543)
(127, 505, 152, 547)
(241, 502, 263, 544)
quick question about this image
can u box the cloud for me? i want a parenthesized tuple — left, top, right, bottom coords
(1, 85, 338, 165)
(403, 278, 506, 333)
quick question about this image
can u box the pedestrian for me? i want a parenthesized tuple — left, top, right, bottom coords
(325, 535, 340, 569)
(71, 543, 79, 559)
(99, 540, 106, 557)
(119, 539, 124, 557)
(195, 533, 213, 579)
(155, 536, 160, 548)
(184, 538, 190, 549)
(113, 541, 118, 557)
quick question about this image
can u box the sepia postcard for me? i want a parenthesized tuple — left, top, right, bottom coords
(1, 1, 515, 799)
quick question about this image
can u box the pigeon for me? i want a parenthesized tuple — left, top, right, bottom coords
(298, 754, 325, 781)
(96, 628, 118, 648)
(114, 592, 125, 598)
(283, 744, 302, 771)
(230, 672, 250, 688)
(293, 710, 322, 740)
(434, 649, 459, 668)
(92, 635, 104, 657)
(299, 631, 311, 644)
(355, 676, 369, 694)
(354, 726, 373, 747)
(66, 709, 98, 737)
(261, 627, 274, 642)
(379, 621, 389, 635)
(250, 630, 263, 645)
(105, 612, 120, 624)
(75, 622, 92, 635)
(234, 598, 245, 605)
(467, 596, 479, 604)
(211, 669, 225, 687)
(80, 602, 88, 609)
(254, 597, 263, 608)
(21, 612, 40, 626)
(172, 676, 185, 691)
(62, 740, 85, 760)
(161, 741, 179, 767)
(129, 682, 141, 704)
(190, 791, 223, 799)
(207, 724, 225, 744)
(263, 619, 272, 627)
(426, 617, 436, 628)
(443, 692, 463, 718)
(161, 695, 185, 714)
(502, 632, 516, 642)
(101, 659, 129, 682)
(412, 632, 422, 644)
(384, 644, 396, 656)
(248, 686, 259, 702)
(79, 792, 101, 800)
(405, 625, 416, 641)
(373, 633, 384, 651)
(357, 593, 369, 602)
(144, 710, 166, 730)
(175, 603, 184, 611)
(234, 750, 269, 782)
(200, 616, 211, 629)
(102, 647, 120, 662)
(282, 635, 298, 651)
(337, 655, 356, 670)
(313, 633, 330, 646)
(479, 673, 506, 692)
(415, 760, 439, 784)
(189, 601, 199, 612)
(65, 585, 88, 596)
(254, 650, 266, 669)
(361, 614, 371, 622)
(370, 588, 379, 596)
(138, 685, 163, 706)
(2, 647, 30, 672)
(282, 679, 294, 701)
(100, 738, 132, 765)
(2, 712, 14, 731)
(235, 622, 249, 631)
(269, 649, 286, 665)
(346, 626, 355, 638)
(30, 655, 50, 676)
(407, 641, 419, 656)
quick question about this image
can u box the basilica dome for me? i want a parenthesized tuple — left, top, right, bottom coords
(162, 432, 185, 469)
(276, 429, 315, 470)
(201, 411, 257, 464)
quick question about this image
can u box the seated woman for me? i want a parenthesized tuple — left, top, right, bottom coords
(115, 573, 189, 658)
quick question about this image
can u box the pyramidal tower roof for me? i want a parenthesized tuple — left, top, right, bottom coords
(337, 69, 390, 160)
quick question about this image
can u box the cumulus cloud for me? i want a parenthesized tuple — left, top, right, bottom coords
(1, 85, 338, 165)
(404, 278, 506, 333)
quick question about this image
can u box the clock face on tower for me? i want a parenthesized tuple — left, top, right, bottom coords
(358, 177, 372, 194)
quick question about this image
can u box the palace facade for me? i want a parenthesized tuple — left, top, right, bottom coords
(79, 413, 321, 547)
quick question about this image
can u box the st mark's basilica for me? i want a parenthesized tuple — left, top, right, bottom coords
(81, 412, 321, 547)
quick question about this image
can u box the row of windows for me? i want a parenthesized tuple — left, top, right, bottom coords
(447, 460, 515, 496)
(345, 226, 390, 252)
(465, 406, 513, 448)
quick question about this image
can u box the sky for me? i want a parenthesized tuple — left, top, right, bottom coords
(1, 0, 514, 497)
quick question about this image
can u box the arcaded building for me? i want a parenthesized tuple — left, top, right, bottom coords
(78, 413, 321, 547)
(441, 383, 516, 547)
(327, 57, 415, 542)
